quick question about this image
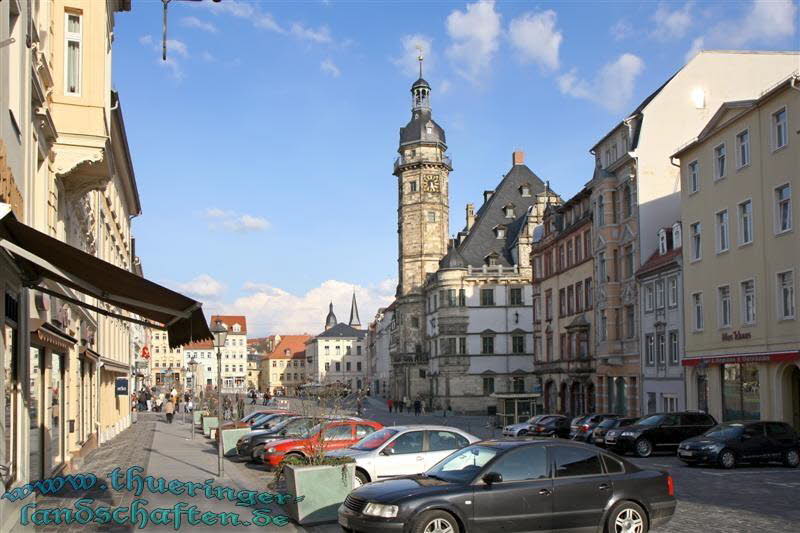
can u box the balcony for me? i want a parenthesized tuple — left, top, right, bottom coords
(393, 153, 452, 172)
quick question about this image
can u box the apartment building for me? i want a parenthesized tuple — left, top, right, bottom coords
(262, 335, 311, 395)
(307, 301, 367, 391)
(674, 73, 799, 427)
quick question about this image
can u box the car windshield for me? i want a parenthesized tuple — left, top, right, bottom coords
(276, 418, 317, 436)
(525, 416, 542, 424)
(351, 428, 399, 451)
(536, 416, 556, 425)
(571, 416, 586, 425)
(426, 445, 500, 484)
(704, 424, 744, 439)
(241, 411, 266, 423)
(636, 415, 664, 426)
(598, 419, 618, 429)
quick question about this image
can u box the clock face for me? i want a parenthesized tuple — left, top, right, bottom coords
(422, 175, 440, 193)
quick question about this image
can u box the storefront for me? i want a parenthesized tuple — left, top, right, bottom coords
(684, 351, 800, 428)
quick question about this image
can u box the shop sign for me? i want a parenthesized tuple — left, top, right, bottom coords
(115, 378, 129, 396)
(721, 330, 752, 341)
(683, 351, 800, 366)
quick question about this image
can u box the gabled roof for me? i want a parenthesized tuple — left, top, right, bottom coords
(184, 339, 213, 350)
(636, 247, 682, 278)
(267, 335, 312, 359)
(453, 159, 547, 268)
(315, 322, 366, 339)
(211, 315, 247, 334)
(695, 100, 756, 140)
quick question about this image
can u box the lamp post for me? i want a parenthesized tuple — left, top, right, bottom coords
(211, 319, 228, 477)
(188, 357, 198, 439)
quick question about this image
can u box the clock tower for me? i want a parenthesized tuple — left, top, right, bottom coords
(390, 59, 452, 401)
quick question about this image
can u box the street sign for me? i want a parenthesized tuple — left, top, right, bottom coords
(115, 378, 129, 396)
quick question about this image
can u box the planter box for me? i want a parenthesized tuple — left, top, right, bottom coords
(285, 463, 355, 525)
(202, 416, 219, 437)
(193, 410, 208, 426)
(221, 428, 251, 456)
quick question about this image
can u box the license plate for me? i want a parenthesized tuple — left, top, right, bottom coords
(338, 516, 349, 528)
(679, 450, 693, 457)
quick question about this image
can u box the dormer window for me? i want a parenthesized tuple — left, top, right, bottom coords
(658, 229, 668, 255)
(672, 223, 682, 248)
(284, 349, 291, 356)
(519, 183, 531, 197)
(485, 253, 499, 267)
(232, 323, 241, 333)
(494, 225, 506, 239)
(504, 204, 515, 218)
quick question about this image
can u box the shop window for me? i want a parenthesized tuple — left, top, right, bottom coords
(722, 363, 760, 421)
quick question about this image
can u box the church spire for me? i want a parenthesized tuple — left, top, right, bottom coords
(348, 292, 361, 328)
(325, 302, 337, 331)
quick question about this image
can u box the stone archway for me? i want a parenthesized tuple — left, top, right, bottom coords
(545, 380, 556, 413)
(586, 381, 596, 413)
(780, 364, 800, 430)
(570, 381, 585, 416)
(559, 382, 568, 414)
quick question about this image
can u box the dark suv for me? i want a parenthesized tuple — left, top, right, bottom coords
(608, 412, 717, 457)
(594, 417, 639, 447)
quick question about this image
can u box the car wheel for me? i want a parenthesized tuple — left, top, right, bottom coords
(783, 448, 800, 468)
(413, 510, 460, 533)
(606, 500, 649, 533)
(634, 438, 653, 458)
(249, 446, 264, 463)
(718, 449, 736, 469)
(518, 429, 528, 436)
(354, 469, 370, 488)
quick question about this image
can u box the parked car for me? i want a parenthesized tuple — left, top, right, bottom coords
(261, 419, 383, 468)
(594, 417, 639, 447)
(338, 439, 676, 533)
(529, 415, 571, 438)
(236, 416, 321, 460)
(608, 412, 717, 457)
(502, 415, 551, 437)
(327, 425, 480, 487)
(215, 411, 295, 442)
(570, 413, 619, 442)
(678, 421, 800, 469)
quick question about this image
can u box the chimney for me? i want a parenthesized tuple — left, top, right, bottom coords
(483, 190, 494, 203)
(466, 203, 475, 230)
(513, 150, 525, 166)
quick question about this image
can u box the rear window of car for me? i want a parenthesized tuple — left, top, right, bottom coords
(554, 446, 603, 477)
(766, 423, 793, 438)
(429, 431, 469, 451)
(601, 454, 625, 474)
(598, 419, 617, 429)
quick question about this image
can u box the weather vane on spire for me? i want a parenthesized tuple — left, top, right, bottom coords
(416, 44, 424, 78)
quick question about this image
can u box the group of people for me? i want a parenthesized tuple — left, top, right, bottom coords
(248, 389, 271, 406)
(387, 396, 426, 416)
(131, 387, 195, 424)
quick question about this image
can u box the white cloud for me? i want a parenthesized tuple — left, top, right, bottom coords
(393, 34, 434, 77)
(685, 36, 704, 63)
(320, 58, 341, 77)
(138, 35, 188, 79)
(204, 0, 286, 34)
(201, 51, 216, 62)
(508, 10, 562, 71)
(220, 279, 397, 335)
(650, 1, 694, 41)
(610, 19, 633, 41)
(291, 23, 332, 43)
(175, 274, 226, 298)
(166, 39, 189, 58)
(181, 16, 218, 34)
(703, 0, 797, 48)
(439, 79, 452, 94)
(558, 53, 645, 112)
(204, 208, 270, 233)
(445, 0, 501, 83)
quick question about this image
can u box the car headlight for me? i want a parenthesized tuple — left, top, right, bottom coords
(267, 447, 277, 453)
(621, 431, 638, 437)
(700, 444, 719, 451)
(362, 503, 399, 518)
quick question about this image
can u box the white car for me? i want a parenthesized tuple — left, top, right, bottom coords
(327, 425, 479, 488)
(502, 414, 551, 437)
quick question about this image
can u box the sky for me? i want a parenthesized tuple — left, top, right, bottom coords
(112, 0, 799, 337)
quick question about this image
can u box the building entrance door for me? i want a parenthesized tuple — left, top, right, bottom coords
(790, 366, 800, 431)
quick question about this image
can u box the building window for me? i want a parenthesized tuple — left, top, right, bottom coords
(458, 337, 467, 355)
(346, 346, 352, 355)
(458, 289, 466, 306)
(644, 283, 654, 312)
(504, 204, 515, 218)
(624, 245, 634, 279)
(584, 230, 591, 258)
(575, 234, 583, 262)
(575, 281, 583, 312)
(738, 199, 753, 245)
(600, 310, 608, 341)
(668, 330, 679, 365)
(494, 225, 506, 239)
(688, 160, 699, 193)
(716, 209, 729, 253)
(427, 211, 437, 222)
(655, 280, 665, 309)
(520, 184, 531, 197)
(512, 335, 525, 354)
(775, 184, 792, 234)
(545, 333, 553, 361)
(533, 296, 540, 322)
(777, 270, 795, 320)
(773, 107, 787, 150)
(714, 143, 726, 180)
(567, 285, 574, 315)
(625, 305, 635, 338)
(668, 277, 678, 308)
(409, 180, 418, 192)
(623, 183, 633, 218)
(65, 13, 82, 95)
(558, 245, 565, 271)
(560, 333, 567, 360)
(722, 363, 760, 421)
(598, 252, 606, 280)
(483, 377, 495, 395)
(335, 362, 341, 372)
(584, 278, 592, 308)
(718, 285, 732, 328)
(485, 254, 499, 267)
(597, 195, 605, 226)
(481, 336, 495, 354)
(357, 361, 362, 372)
(657, 333, 666, 365)
(690, 222, 702, 261)
(692, 292, 704, 331)
(566, 241, 574, 266)
(545, 291, 553, 320)
(741, 279, 756, 324)
(558, 288, 566, 317)
(346, 362, 351, 372)
(645, 334, 654, 365)
(357, 345, 362, 355)
(480, 288, 495, 306)
(509, 287, 523, 306)
(512, 377, 525, 393)
(736, 129, 750, 168)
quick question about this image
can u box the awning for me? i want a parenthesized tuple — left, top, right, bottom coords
(682, 350, 800, 367)
(100, 357, 131, 374)
(79, 346, 101, 363)
(0, 206, 211, 348)
(30, 319, 77, 352)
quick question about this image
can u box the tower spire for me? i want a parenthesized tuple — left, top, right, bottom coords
(348, 291, 361, 328)
(416, 44, 424, 79)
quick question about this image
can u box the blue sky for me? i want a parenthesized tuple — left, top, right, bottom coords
(113, 0, 798, 335)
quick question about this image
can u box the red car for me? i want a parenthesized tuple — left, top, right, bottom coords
(261, 418, 382, 468)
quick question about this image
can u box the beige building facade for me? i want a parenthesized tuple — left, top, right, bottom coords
(674, 74, 799, 428)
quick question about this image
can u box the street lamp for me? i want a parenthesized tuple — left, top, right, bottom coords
(211, 319, 228, 477)
(188, 357, 198, 440)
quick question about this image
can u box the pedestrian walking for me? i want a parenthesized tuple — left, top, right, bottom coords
(164, 399, 175, 424)
(404, 396, 411, 414)
(413, 399, 421, 416)
(262, 391, 269, 406)
(237, 397, 245, 420)
(250, 390, 257, 405)
(387, 398, 394, 413)
(357, 397, 363, 417)
(187, 399, 194, 412)
(145, 390, 152, 412)
(421, 401, 426, 415)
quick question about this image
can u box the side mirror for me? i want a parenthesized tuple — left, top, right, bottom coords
(381, 447, 396, 456)
(482, 472, 502, 485)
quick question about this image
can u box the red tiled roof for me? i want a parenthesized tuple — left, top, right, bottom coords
(184, 339, 213, 350)
(211, 315, 247, 334)
(265, 335, 311, 360)
(636, 247, 682, 278)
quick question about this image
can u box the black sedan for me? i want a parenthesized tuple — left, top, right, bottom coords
(338, 440, 675, 533)
(529, 415, 571, 438)
(678, 421, 800, 469)
(594, 417, 639, 447)
(570, 413, 619, 442)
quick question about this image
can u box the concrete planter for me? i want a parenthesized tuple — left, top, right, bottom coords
(285, 463, 355, 525)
